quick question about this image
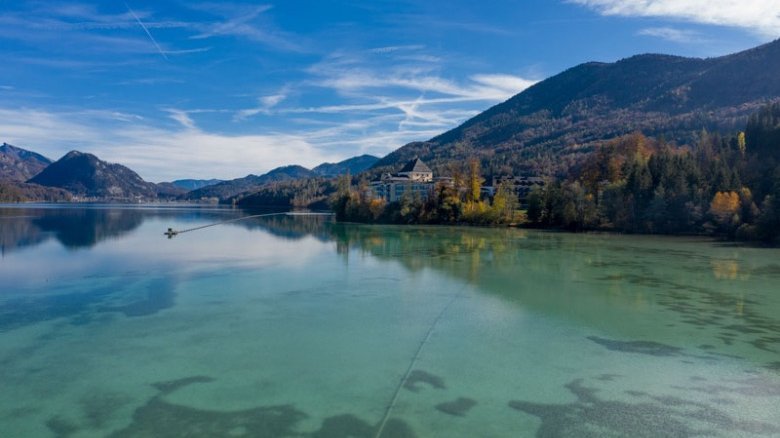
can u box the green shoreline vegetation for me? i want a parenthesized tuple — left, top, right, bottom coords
(330, 103, 780, 243)
(330, 157, 522, 226)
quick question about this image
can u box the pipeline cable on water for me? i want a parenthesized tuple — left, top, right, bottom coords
(164, 212, 332, 237)
(374, 287, 466, 438)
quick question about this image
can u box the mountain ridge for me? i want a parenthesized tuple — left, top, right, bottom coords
(372, 38, 780, 177)
(0, 143, 53, 182)
(28, 150, 159, 200)
(186, 154, 379, 201)
(167, 179, 224, 191)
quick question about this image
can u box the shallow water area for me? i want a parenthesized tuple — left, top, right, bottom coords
(1, 205, 779, 437)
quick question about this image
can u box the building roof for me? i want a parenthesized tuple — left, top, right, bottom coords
(399, 157, 432, 173)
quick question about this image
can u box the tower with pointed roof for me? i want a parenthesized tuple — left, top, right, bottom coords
(396, 157, 433, 182)
(369, 157, 438, 202)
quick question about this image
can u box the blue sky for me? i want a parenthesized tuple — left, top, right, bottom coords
(0, 0, 777, 181)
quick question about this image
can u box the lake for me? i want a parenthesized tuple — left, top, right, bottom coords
(1, 205, 779, 437)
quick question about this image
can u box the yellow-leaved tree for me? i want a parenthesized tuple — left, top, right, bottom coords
(737, 131, 746, 156)
(709, 191, 740, 224)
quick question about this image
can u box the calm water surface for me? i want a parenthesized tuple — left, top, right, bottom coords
(1, 205, 779, 437)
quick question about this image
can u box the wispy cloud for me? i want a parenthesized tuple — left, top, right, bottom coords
(165, 109, 196, 129)
(0, 3, 215, 63)
(118, 78, 185, 86)
(188, 3, 304, 52)
(311, 65, 536, 101)
(161, 47, 212, 55)
(369, 44, 426, 54)
(229, 48, 538, 157)
(637, 27, 705, 43)
(393, 14, 515, 36)
(124, 1, 168, 60)
(234, 89, 289, 120)
(569, 0, 780, 38)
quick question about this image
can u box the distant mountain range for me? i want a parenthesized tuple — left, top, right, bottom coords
(167, 179, 224, 191)
(0, 142, 378, 202)
(185, 155, 378, 200)
(372, 38, 780, 176)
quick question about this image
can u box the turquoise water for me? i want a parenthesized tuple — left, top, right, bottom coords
(1, 205, 779, 437)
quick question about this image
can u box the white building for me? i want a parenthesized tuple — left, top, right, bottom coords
(370, 158, 436, 202)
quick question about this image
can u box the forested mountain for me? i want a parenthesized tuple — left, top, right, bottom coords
(0, 143, 52, 181)
(312, 155, 379, 177)
(0, 181, 72, 202)
(0, 143, 70, 202)
(168, 179, 224, 191)
(522, 102, 780, 241)
(372, 39, 780, 178)
(29, 151, 159, 200)
(185, 165, 315, 200)
(186, 155, 379, 201)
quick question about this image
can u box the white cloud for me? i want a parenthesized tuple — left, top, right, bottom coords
(0, 108, 337, 182)
(637, 27, 704, 43)
(469, 74, 539, 100)
(312, 67, 536, 101)
(165, 109, 197, 129)
(570, 0, 780, 37)
(260, 93, 286, 108)
(234, 90, 289, 120)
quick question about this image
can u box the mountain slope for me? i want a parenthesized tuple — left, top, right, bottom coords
(186, 165, 315, 200)
(168, 179, 224, 191)
(0, 143, 52, 182)
(186, 154, 379, 201)
(373, 39, 780, 176)
(29, 151, 158, 199)
(312, 154, 379, 177)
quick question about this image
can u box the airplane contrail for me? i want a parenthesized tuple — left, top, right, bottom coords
(124, 1, 169, 60)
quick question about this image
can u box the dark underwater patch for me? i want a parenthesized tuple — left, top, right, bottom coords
(312, 414, 416, 438)
(435, 397, 477, 417)
(595, 373, 621, 381)
(80, 392, 132, 429)
(508, 379, 780, 437)
(152, 376, 215, 395)
(109, 375, 418, 438)
(403, 370, 446, 392)
(587, 336, 683, 357)
(110, 396, 306, 438)
(45, 415, 80, 437)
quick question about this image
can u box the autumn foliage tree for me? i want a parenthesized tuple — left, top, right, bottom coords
(709, 191, 740, 225)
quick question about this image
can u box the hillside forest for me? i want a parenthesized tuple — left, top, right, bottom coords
(331, 103, 780, 243)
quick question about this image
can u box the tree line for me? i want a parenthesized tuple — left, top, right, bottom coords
(526, 103, 780, 242)
(330, 103, 780, 242)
